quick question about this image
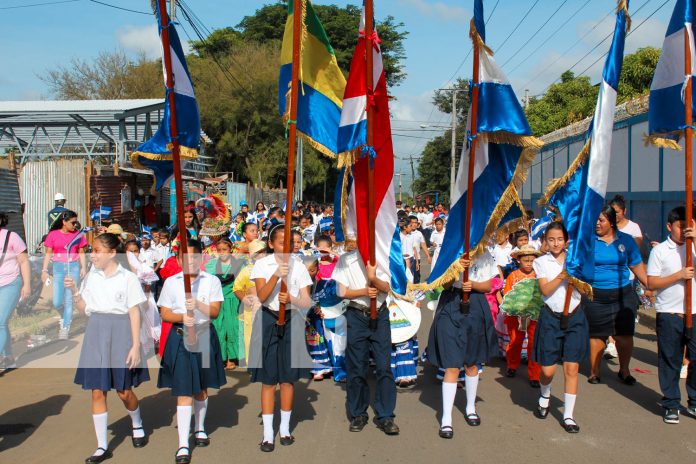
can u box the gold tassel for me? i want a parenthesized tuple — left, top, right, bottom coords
(616, 0, 631, 32)
(469, 19, 494, 56)
(644, 133, 683, 151)
(538, 138, 591, 207)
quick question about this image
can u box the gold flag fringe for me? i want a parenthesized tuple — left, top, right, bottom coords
(567, 274, 593, 299)
(644, 132, 684, 151)
(538, 138, 590, 207)
(616, 0, 631, 32)
(468, 19, 494, 56)
(409, 133, 541, 292)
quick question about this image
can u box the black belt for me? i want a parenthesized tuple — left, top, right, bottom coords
(347, 301, 386, 316)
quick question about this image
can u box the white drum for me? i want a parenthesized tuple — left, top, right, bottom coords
(388, 297, 422, 344)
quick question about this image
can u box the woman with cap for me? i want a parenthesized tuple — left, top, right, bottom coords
(42, 210, 88, 340)
(502, 245, 543, 387)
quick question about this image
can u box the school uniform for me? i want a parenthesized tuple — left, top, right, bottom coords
(430, 228, 445, 270)
(531, 254, 588, 366)
(333, 249, 396, 421)
(427, 252, 499, 369)
(74, 265, 150, 391)
(156, 271, 227, 396)
(647, 237, 696, 411)
(247, 254, 314, 385)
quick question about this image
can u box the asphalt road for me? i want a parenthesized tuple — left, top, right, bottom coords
(1, 308, 696, 464)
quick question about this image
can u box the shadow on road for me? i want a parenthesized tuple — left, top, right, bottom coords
(206, 371, 250, 436)
(107, 390, 174, 452)
(0, 394, 70, 452)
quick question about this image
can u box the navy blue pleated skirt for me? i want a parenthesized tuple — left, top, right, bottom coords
(427, 289, 498, 368)
(532, 305, 589, 366)
(248, 307, 313, 385)
(74, 313, 150, 391)
(157, 324, 227, 396)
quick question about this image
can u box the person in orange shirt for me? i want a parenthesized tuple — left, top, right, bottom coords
(503, 245, 543, 387)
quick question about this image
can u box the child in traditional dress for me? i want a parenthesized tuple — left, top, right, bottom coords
(249, 225, 313, 452)
(205, 238, 242, 370)
(233, 239, 267, 365)
(157, 240, 227, 463)
(532, 222, 587, 433)
(503, 245, 543, 387)
(67, 233, 149, 463)
(302, 254, 332, 380)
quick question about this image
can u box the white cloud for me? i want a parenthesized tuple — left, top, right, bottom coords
(115, 24, 193, 59)
(399, 0, 470, 23)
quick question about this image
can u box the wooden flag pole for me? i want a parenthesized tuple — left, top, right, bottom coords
(365, 0, 378, 329)
(278, 0, 303, 336)
(460, 29, 481, 312)
(684, 27, 693, 338)
(157, 0, 195, 346)
(560, 282, 573, 331)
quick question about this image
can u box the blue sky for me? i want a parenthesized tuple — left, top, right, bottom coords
(0, 0, 675, 191)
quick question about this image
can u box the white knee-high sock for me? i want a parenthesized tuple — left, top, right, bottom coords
(92, 412, 108, 455)
(465, 374, 479, 416)
(262, 413, 274, 443)
(564, 393, 577, 420)
(539, 383, 552, 408)
(194, 398, 208, 436)
(441, 382, 457, 427)
(128, 406, 144, 438)
(279, 409, 292, 437)
(176, 406, 192, 454)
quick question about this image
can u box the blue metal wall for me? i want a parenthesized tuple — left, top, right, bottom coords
(521, 111, 695, 244)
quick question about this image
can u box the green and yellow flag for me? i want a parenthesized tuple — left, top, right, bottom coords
(279, 0, 347, 157)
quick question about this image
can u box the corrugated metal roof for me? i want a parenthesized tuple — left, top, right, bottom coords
(0, 99, 163, 114)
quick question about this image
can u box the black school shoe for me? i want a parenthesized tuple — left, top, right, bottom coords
(174, 447, 191, 464)
(506, 368, 517, 378)
(562, 418, 580, 433)
(131, 427, 148, 448)
(465, 413, 481, 426)
(280, 435, 295, 446)
(374, 417, 400, 435)
(193, 431, 210, 447)
(349, 415, 368, 432)
(259, 441, 275, 452)
(534, 405, 549, 419)
(438, 425, 453, 439)
(85, 448, 112, 463)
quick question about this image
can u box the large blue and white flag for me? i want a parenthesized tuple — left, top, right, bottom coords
(423, 0, 541, 290)
(540, 1, 630, 295)
(130, 2, 200, 191)
(647, 0, 695, 149)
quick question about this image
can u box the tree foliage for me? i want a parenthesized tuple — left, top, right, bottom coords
(617, 46, 660, 102)
(42, 2, 408, 200)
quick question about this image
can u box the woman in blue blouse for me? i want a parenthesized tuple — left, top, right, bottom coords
(584, 205, 651, 385)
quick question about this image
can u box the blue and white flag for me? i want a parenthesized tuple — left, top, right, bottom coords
(90, 206, 112, 221)
(130, 2, 200, 191)
(530, 211, 555, 241)
(424, 0, 541, 290)
(540, 1, 630, 295)
(647, 0, 695, 149)
(318, 215, 333, 233)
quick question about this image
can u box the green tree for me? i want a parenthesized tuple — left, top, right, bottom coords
(190, 27, 243, 58)
(432, 78, 470, 124)
(412, 129, 464, 205)
(617, 46, 660, 102)
(525, 71, 598, 136)
(236, 2, 408, 87)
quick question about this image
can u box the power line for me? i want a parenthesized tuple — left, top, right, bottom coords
(575, 0, 671, 78)
(494, 0, 541, 54)
(0, 0, 78, 9)
(507, 0, 594, 75)
(519, 3, 627, 93)
(500, 0, 570, 69)
(87, 0, 150, 15)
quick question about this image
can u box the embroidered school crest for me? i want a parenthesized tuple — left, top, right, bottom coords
(115, 291, 126, 304)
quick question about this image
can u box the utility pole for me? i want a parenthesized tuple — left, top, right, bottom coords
(524, 89, 530, 109)
(170, 0, 177, 20)
(395, 172, 405, 202)
(409, 155, 416, 202)
(450, 90, 458, 202)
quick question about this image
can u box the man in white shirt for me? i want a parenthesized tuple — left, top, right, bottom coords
(646, 206, 696, 424)
(333, 242, 400, 436)
(407, 216, 431, 283)
(429, 217, 446, 269)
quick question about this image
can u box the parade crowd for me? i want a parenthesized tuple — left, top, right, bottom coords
(0, 191, 694, 464)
